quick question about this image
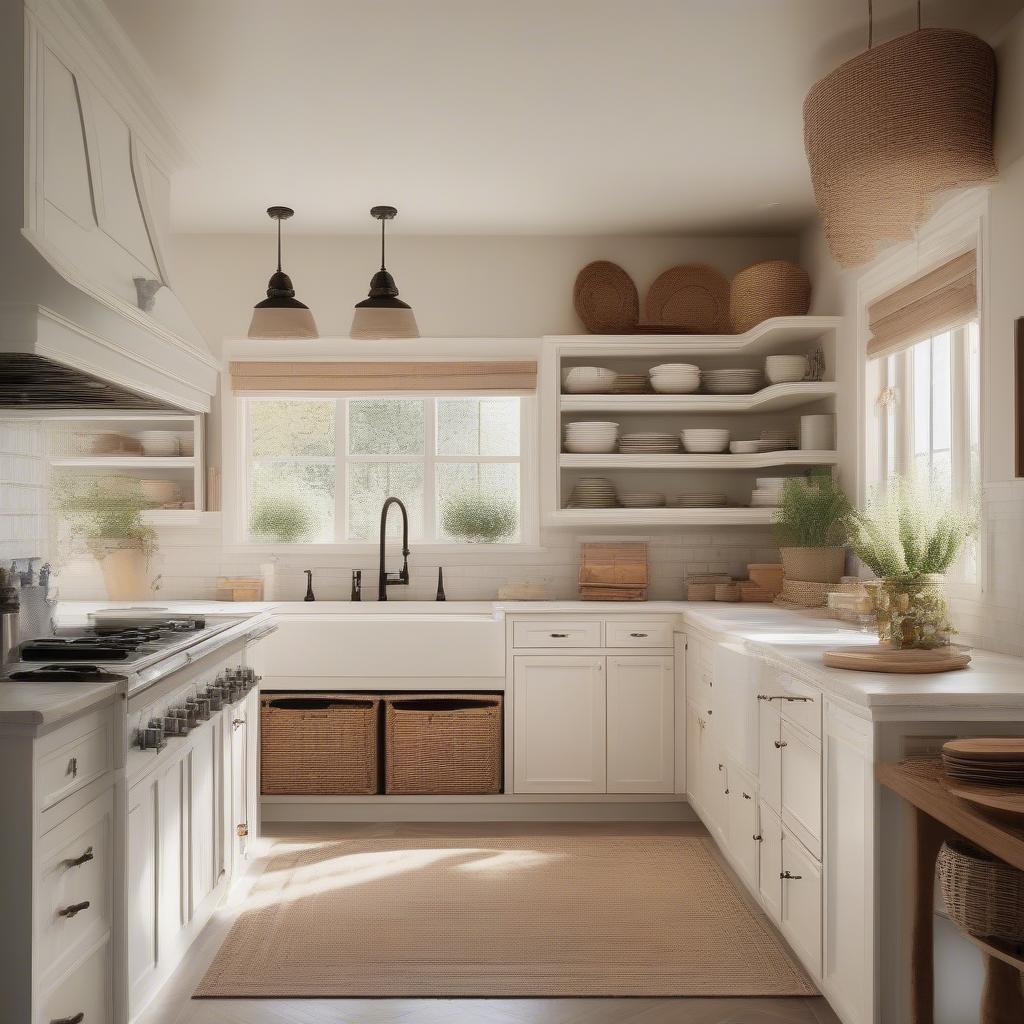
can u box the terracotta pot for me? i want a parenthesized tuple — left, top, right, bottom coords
(98, 545, 150, 600)
(779, 546, 846, 584)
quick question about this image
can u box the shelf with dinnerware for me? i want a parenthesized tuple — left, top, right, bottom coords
(559, 380, 838, 414)
(44, 412, 205, 516)
(559, 450, 839, 470)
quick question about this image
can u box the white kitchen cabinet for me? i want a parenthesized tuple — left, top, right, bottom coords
(513, 656, 606, 793)
(126, 773, 158, 1008)
(725, 763, 759, 892)
(41, 937, 113, 1024)
(758, 800, 783, 924)
(189, 721, 219, 915)
(781, 826, 823, 978)
(780, 719, 823, 860)
(230, 699, 250, 873)
(606, 656, 673, 793)
(757, 695, 782, 814)
(684, 696, 727, 844)
(685, 700, 704, 811)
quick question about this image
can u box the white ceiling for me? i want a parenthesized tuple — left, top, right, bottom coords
(106, 0, 1024, 235)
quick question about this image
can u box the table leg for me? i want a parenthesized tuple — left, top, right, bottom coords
(981, 955, 1024, 1024)
(910, 809, 951, 1024)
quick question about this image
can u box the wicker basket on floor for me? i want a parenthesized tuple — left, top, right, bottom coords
(260, 693, 381, 795)
(730, 260, 811, 334)
(385, 693, 503, 795)
(938, 838, 1024, 947)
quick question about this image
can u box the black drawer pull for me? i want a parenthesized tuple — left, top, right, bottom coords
(549, 633, 569, 638)
(67, 757, 78, 778)
(780, 870, 803, 880)
(753, 833, 763, 842)
(50, 1015, 85, 1024)
(58, 901, 90, 919)
(774, 739, 788, 749)
(742, 791, 751, 800)
(67, 847, 94, 868)
(232, 718, 245, 729)
(629, 632, 648, 638)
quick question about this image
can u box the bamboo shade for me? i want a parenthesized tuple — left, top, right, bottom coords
(230, 360, 537, 393)
(867, 251, 977, 360)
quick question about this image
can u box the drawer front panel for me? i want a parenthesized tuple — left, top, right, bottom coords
(38, 716, 113, 810)
(38, 789, 114, 985)
(780, 720, 823, 859)
(778, 676, 822, 738)
(605, 620, 674, 648)
(512, 620, 602, 649)
(42, 938, 112, 1024)
(782, 828, 823, 978)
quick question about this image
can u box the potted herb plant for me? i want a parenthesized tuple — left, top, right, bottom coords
(52, 476, 157, 600)
(848, 476, 977, 649)
(441, 494, 518, 544)
(772, 473, 853, 584)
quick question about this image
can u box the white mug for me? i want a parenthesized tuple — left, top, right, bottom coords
(800, 414, 835, 451)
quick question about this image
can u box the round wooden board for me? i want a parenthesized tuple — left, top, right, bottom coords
(822, 644, 972, 673)
(944, 737, 1024, 761)
(948, 782, 1024, 822)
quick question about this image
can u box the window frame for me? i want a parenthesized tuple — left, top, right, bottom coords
(230, 389, 539, 552)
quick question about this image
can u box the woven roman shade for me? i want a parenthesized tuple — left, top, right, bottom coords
(867, 251, 977, 360)
(230, 360, 537, 393)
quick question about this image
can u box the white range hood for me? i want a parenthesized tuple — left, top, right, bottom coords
(0, 0, 218, 413)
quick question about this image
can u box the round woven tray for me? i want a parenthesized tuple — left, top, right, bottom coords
(573, 261, 639, 334)
(730, 260, 811, 334)
(644, 264, 730, 334)
(938, 838, 1024, 946)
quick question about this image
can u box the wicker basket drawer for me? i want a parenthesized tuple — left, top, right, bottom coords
(384, 693, 503, 795)
(260, 693, 381, 795)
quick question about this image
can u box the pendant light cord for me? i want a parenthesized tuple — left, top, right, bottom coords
(276, 216, 283, 273)
(380, 217, 387, 271)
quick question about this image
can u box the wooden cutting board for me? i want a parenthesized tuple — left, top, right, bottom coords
(948, 782, 1024, 821)
(944, 737, 1024, 761)
(822, 644, 972, 673)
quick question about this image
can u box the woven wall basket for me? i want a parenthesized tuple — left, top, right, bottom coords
(730, 261, 811, 334)
(573, 261, 639, 333)
(803, 28, 996, 268)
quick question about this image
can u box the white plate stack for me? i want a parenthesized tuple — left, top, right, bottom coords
(649, 363, 701, 394)
(619, 492, 667, 508)
(564, 421, 619, 454)
(612, 373, 650, 394)
(750, 477, 787, 507)
(757, 429, 799, 451)
(681, 428, 730, 453)
(618, 432, 680, 454)
(701, 367, 763, 394)
(564, 366, 617, 394)
(567, 477, 618, 508)
(670, 494, 728, 508)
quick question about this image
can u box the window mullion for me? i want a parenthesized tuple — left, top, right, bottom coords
(950, 327, 968, 507)
(424, 399, 437, 542)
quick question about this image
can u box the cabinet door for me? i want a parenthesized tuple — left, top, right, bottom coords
(127, 777, 157, 1004)
(606, 656, 673, 793)
(781, 828, 823, 978)
(157, 758, 186, 949)
(703, 747, 729, 844)
(244, 689, 261, 846)
(758, 801, 783, 924)
(757, 698, 782, 814)
(513, 656, 605, 793)
(781, 720, 823, 859)
(726, 765, 759, 893)
(189, 722, 218, 914)
(229, 703, 248, 873)
(685, 700, 704, 810)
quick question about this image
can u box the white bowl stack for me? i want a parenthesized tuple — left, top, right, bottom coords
(567, 477, 618, 508)
(750, 477, 787, 507)
(564, 366, 617, 394)
(701, 367, 763, 394)
(649, 363, 700, 394)
(619, 492, 667, 508)
(611, 373, 650, 394)
(764, 355, 809, 384)
(618, 432, 680, 454)
(681, 428, 730, 453)
(757, 429, 799, 452)
(563, 421, 619, 454)
(729, 439, 761, 454)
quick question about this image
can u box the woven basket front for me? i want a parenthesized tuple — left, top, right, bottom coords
(938, 839, 1024, 946)
(730, 261, 811, 334)
(260, 693, 380, 795)
(385, 693, 503, 795)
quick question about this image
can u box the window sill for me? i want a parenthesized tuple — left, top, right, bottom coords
(222, 543, 549, 557)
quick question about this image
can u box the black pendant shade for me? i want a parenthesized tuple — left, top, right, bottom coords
(350, 205, 419, 339)
(248, 206, 318, 339)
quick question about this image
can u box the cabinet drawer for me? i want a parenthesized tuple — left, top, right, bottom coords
(38, 711, 114, 810)
(512, 620, 602, 649)
(780, 720, 822, 860)
(605, 620, 674, 648)
(781, 827, 823, 977)
(42, 938, 112, 1024)
(38, 789, 114, 985)
(778, 676, 822, 739)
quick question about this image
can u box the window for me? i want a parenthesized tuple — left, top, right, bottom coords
(242, 395, 527, 545)
(871, 319, 981, 582)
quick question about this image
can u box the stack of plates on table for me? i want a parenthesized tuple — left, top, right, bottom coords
(649, 363, 701, 394)
(729, 439, 761, 454)
(611, 373, 650, 394)
(567, 477, 618, 508)
(563, 366, 617, 394)
(701, 367, 763, 394)
(618, 492, 666, 508)
(941, 738, 1024, 786)
(670, 493, 728, 508)
(750, 477, 787, 507)
(680, 428, 730, 453)
(618, 432, 680, 454)
(756, 428, 799, 451)
(563, 421, 619, 454)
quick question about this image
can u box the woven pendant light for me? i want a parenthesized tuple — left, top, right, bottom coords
(803, 8, 995, 268)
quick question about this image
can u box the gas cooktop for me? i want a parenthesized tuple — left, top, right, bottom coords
(20, 618, 208, 662)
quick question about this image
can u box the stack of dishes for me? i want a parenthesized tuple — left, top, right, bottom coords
(563, 421, 619, 454)
(750, 477, 787, 507)
(567, 477, 618, 508)
(612, 373, 650, 394)
(564, 366, 617, 394)
(702, 367, 763, 394)
(941, 738, 1024, 785)
(765, 354, 809, 384)
(757, 429, 799, 451)
(729, 439, 761, 454)
(681, 428, 730, 453)
(670, 493, 728, 508)
(619, 492, 666, 508)
(649, 363, 700, 394)
(618, 432, 680, 454)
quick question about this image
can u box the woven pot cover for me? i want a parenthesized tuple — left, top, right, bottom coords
(803, 28, 995, 268)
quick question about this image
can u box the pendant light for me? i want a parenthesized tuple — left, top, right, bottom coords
(247, 206, 318, 339)
(349, 205, 419, 339)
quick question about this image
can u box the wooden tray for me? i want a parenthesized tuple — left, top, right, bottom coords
(948, 782, 1024, 822)
(822, 644, 972, 673)
(944, 738, 1024, 761)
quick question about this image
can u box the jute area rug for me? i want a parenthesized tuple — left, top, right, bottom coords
(195, 835, 816, 998)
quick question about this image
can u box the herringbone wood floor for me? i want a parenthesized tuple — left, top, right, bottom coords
(138, 822, 842, 1024)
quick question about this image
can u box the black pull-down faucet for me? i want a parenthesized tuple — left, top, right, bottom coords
(378, 497, 410, 601)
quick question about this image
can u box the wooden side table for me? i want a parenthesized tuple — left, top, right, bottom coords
(877, 759, 1024, 1024)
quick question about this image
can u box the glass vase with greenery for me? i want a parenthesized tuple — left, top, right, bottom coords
(441, 493, 518, 544)
(772, 473, 853, 584)
(847, 476, 978, 649)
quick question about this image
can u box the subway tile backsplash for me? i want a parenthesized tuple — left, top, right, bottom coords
(0, 420, 48, 562)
